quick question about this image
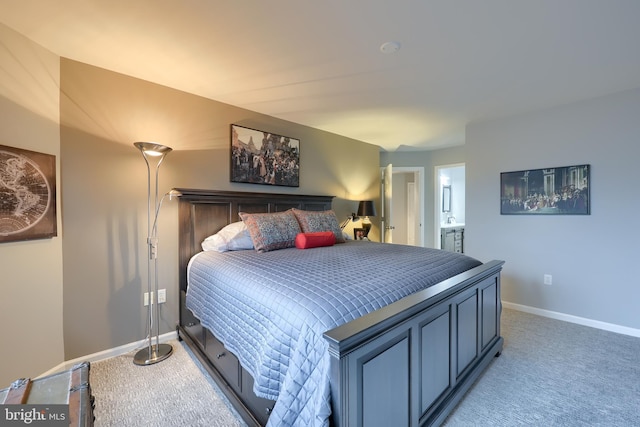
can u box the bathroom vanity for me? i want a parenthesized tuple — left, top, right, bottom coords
(441, 225, 465, 253)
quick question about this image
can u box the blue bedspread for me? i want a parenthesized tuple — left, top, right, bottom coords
(186, 241, 482, 427)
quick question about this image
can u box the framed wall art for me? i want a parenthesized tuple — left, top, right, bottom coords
(500, 164, 590, 215)
(353, 228, 366, 240)
(0, 144, 57, 242)
(230, 124, 300, 187)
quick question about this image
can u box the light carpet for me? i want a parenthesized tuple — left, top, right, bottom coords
(444, 308, 640, 426)
(91, 340, 247, 427)
(91, 309, 640, 426)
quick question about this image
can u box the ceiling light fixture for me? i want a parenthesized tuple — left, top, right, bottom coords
(380, 41, 401, 54)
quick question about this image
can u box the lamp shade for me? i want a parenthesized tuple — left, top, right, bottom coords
(357, 200, 376, 217)
(134, 141, 172, 158)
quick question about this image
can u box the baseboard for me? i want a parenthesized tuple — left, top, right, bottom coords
(503, 301, 640, 338)
(38, 331, 178, 378)
(39, 305, 638, 378)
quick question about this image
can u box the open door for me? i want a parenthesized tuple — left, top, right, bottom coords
(381, 164, 393, 243)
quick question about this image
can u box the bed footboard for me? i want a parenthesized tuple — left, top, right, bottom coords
(324, 260, 504, 427)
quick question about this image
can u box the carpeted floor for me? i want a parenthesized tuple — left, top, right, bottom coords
(91, 309, 640, 426)
(91, 340, 247, 427)
(443, 308, 640, 426)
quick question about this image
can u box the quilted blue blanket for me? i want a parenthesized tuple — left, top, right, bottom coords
(186, 241, 482, 427)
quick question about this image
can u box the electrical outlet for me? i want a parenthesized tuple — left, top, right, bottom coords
(143, 291, 155, 306)
(543, 274, 552, 285)
(158, 289, 166, 304)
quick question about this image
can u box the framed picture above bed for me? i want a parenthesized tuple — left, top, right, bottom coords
(500, 164, 590, 215)
(230, 124, 300, 187)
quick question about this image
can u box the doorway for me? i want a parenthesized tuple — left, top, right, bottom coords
(383, 166, 424, 246)
(434, 163, 465, 248)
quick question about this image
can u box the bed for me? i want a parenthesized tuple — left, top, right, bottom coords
(175, 189, 504, 427)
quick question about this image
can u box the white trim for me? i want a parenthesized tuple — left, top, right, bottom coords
(37, 331, 178, 378)
(406, 181, 416, 246)
(385, 166, 425, 247)
(503, 301, 640, 338)
(36, 304, 640, 379)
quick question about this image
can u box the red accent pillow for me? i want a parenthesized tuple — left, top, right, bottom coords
(295, 231, 336, 249)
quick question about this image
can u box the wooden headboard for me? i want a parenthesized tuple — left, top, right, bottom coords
(174, 189, 334, 293)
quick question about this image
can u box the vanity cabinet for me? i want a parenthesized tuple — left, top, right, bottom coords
(441, 227, 464, 253)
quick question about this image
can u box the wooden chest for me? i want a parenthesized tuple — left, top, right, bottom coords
(0, 362, 95, 427)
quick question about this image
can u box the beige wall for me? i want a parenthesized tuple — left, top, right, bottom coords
(1, 24, 380, 381)
(0, 24, 64, 386)
(60, 59, 380, 359)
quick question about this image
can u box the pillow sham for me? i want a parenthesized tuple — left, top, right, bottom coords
(295, 231, 336, 249)
(239, 210, 301, 253)
(291, 208, 345, 243)
(201, 221, 254, 252)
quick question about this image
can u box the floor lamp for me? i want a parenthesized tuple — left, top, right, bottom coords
(133, 141, 174, 366)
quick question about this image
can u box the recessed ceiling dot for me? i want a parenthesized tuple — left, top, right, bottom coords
(380, 41, 401, 54)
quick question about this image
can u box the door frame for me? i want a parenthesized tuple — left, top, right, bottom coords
(383, 166, 424, 247)
(434, 163, 465, 248)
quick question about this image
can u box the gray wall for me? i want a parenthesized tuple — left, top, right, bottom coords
(60, 59, 381, 359)
(466, 88, 640, 330)
(384, 89, 640, 333)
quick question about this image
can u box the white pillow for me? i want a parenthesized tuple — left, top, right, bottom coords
(201, 221, 254, 252)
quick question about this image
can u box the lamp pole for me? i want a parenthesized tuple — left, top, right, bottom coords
(133, 142, 173, 365)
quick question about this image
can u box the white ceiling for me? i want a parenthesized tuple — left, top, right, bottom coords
(2, 0, 640, 152)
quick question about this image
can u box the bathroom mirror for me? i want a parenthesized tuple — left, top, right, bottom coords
(442, 185, 451, 212)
